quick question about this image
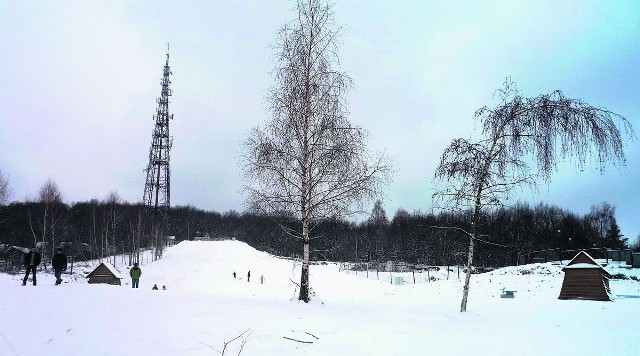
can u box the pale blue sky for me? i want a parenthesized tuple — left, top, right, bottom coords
(1, 1, 638, 242)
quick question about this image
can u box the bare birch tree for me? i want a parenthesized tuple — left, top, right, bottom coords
(104, 191, 122, 265)
(242, 0, 391, 303)
(129, 206, 145, 266)
(433, 79, 634, 312)
(0, 169, 11, 224)
(0, 169, 10, 206)
(28, 179, 64, 268)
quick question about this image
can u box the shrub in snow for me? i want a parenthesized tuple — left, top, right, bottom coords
(610, 273, 628, 280)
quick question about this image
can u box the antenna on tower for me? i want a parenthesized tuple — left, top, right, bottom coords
(143, 45, 174, 261)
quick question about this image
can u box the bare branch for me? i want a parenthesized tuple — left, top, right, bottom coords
(304, 331, 320, 340)
(289, 278, 300, 287)
(283, 336, 313, 344)
(202, 329, 253, 356)
(432, 77, 634, 312)
(429, 225, 472, 237)
(242, 0, 392, 303)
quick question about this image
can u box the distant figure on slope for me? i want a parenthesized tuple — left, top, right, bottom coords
(51, 248, 68, 285)
(162, 285, 167, 290)
(260, 275, 264, 284)
(130, 263, 142, 288)
(22, 245, 41, 286)
(233, 271, 236, 279)
(152, 284, 158, 290)
(247, 270, 251, 282)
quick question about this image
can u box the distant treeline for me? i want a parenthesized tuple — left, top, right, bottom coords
(0, 198, 629, 268)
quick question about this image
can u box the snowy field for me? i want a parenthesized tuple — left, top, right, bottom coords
(1, 240, 639, 356)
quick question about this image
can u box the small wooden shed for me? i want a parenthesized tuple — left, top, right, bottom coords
(87, 262, 123, 286)
(558, 251, 612, 301)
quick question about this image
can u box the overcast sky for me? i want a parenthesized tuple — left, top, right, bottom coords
(1, 1, 639, 242)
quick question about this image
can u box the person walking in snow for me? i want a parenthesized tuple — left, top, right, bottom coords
(22, 245, 41, 286)
(130, 262, 142, 288)
(51, 247, 68, 285)
(152, 284, 158, 290)
(233, 271, 236, 279)
(247, 270, 251, 282)
(260, 275, 264, 284)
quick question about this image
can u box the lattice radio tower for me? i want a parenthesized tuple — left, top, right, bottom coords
(143, 44, 173, 225)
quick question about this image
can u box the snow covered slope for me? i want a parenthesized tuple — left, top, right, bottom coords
(1, 240, 638, 356)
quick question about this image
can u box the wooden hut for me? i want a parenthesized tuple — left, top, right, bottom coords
(86, 263, 123, 286)
(558, 251, 612, 301)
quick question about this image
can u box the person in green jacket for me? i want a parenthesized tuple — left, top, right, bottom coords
(130, 262, 141, 288)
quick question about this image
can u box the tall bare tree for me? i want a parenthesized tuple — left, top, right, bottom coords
(128, 205, 145, 266)
(586, 201, 616, 247)
(243, 0, 391, 302)
(433, 79, 634, 312)
(103, 191, 123, 264)
(0, 169, 11, 224)
(27, 179, 64, 268)
(367, 200, 388, 262)
(0, 169, 10, 206)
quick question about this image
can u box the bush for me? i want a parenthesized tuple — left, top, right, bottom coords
(610, 273, 629, 280)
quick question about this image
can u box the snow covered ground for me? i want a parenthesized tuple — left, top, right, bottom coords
(1, 240, 639, 356)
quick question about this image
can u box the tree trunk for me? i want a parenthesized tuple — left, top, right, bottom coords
(111, 207, 117, 265)
(41, 205, 48, 270)
(460, 233, 475, 312)
(461, 185, 483, 312)
(299, 218, 310, 302)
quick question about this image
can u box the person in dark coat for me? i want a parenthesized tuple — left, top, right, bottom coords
(51, 248, 68, 285)
(22, 245, 42, 286)
(247, 270, 251, 282)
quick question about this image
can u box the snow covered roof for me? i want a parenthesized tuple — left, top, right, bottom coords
(562, 251, 610, 276)
(563, 263, 603, 269)
(102, 263, 123, 278)
(87, 262, 124, 279)
(566, 251, 600, 266)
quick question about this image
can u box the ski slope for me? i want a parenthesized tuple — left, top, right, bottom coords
(1, 240, 639, 355)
